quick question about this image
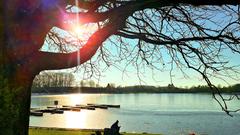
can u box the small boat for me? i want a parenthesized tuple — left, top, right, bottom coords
(59, 107, 72, 111)
(71, 108, 81, 112)
(62, 105, 73, 107)
(30, 108, 40, 110)
(47, 106, 57, 109)
(88, 104, 108, 109)
(53, 109, 64, 114)
(102, 104, 120, 108)
(30, 111, 43, 116)
(40, 108, 64, 114)
(40, 109, 54, 113)
(76, 105, 96, 110)
(87, 103, 120, 108)
(85, 107, 96, 110)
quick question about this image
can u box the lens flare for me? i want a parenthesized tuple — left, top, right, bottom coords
(74, 26, 82, 35)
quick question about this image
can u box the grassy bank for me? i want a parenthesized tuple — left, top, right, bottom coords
(29, 127, 162, 135)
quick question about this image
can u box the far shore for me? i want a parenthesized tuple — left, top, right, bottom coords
(29, 126, 162, 135)
(31, 84, 240, 94)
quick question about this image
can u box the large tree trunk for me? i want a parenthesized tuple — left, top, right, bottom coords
(0, 1, 42, 134)
(0, 65, 34, 135)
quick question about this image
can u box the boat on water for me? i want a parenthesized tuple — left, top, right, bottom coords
(30, 111, 43, 116)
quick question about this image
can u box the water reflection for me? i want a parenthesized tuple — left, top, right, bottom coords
(64, 111, 87, 128)
(31, 94, 104, 107)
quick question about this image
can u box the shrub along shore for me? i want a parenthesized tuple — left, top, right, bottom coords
(29, 127, 162, 135)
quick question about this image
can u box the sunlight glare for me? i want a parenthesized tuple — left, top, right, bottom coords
(65, 111, 87, 128)
(68, 94, 84, 105)
(75, 0, 81, 67)
(74, 26, 82, 35)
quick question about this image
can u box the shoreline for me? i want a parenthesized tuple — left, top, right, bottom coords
(31, 91, 240, 95)
(29, 126, 161, 135)
(29, 126, 103, 131)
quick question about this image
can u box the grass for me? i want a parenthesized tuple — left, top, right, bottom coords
(29, 127, 162, 135)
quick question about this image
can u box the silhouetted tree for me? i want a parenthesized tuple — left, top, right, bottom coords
(0, 1, 240, 134)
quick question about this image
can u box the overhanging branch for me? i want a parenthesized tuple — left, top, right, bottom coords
(34, 19, 125, 71)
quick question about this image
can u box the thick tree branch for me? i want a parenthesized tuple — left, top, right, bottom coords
(34, 20, 125, 71)
(116, 30, 240, 46)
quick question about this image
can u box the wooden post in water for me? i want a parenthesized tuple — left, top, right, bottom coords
(54, 100, 58, 108)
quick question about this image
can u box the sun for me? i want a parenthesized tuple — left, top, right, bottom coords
(62, 18, 98, 43)
(70, 23, 98, 41)
(68, 23, 84, 36)
(74, 26, 82, 34)
(72, 25, 85, 37)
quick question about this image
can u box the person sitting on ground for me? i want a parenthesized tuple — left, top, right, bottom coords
(104, 120, 121, 135)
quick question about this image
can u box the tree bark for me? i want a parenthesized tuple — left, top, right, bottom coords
(0, 2, 36, 134)
(0, 64, 35, 135)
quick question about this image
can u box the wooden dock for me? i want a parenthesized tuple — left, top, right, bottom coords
(87, 103, 120, 108)
(30, 103, 120, 116)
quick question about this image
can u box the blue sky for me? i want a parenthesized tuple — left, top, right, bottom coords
(81, 50, 239, 87)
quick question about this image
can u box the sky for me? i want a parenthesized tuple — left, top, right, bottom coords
(73, 50, 239, 87)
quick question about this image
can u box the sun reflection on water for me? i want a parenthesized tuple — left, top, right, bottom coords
(66, 94, 102, 105)
(68, 94, 84, 105)
(64, 111, 87, 128)
(62, 94, 109, 128)
(31, 94, 111, 129)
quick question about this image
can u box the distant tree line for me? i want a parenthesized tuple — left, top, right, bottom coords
(32, 81, 240, 94)
(32, 73, 240, 93)
(32, 72, 75, 87)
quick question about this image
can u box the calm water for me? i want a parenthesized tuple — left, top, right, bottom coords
(30, 93, 240, 135)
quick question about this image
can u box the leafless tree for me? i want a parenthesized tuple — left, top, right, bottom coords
(32, 72, 75, 87)
(0, 0, 240, 134)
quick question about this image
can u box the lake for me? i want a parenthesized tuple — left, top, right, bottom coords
(30, 93, 240, 135)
